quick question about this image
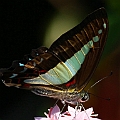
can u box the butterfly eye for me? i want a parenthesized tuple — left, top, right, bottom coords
(81, 93, 89, 102)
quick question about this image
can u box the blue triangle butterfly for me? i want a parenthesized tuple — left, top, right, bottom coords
(0, 7, 108, 105)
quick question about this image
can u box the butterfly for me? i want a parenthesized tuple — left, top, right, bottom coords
(0, 7, 108, 105)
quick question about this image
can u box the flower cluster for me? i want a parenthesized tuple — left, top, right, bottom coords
(34, 105, 100, 120)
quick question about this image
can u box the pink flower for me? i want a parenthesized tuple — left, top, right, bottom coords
(34, 105, 100, 120)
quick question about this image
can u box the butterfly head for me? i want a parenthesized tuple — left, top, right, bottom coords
(78, 90, 89, 103)
(63, 90, 90, 105)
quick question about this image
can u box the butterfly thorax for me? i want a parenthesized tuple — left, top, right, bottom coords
(31, 86, 89, 105)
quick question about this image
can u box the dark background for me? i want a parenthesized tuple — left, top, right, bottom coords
(0, 0, 120, 120)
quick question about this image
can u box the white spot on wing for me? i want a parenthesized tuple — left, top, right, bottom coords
(98, 29, 102, 34)
(33, 62, 36, 67)
(19, 63, 24, 66)
(40, 58, 44, 63)
(29, 58, 32, 60)
(9, 73, 18, 78)
(103, 23, 106, 29)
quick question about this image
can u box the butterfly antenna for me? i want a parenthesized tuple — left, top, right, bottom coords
(60, 103, 66, 114)
(88, 93, 110, 101)
(87, 71, 113, 93)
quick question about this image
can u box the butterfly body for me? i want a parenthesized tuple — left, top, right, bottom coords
(0, 8, 108, 105)
(31, 86, 89, 105)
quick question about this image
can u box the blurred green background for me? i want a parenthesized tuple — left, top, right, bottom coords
(0, 0, 120, 120)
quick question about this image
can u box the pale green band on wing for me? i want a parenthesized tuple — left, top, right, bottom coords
(93, 36, 99, 42)
(66, 56, 80, 73)
(24, 62, 74, 85)
(88, 41, 93, 48)
(24, 38, 98, 85)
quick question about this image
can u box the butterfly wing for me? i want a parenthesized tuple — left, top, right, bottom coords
(0, 8, 108, 92)
(47, 7, 108, 90)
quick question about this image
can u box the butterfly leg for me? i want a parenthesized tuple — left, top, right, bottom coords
(53, 99, 59, 107)
(74, 102, 82, 118)
(60, 103, 66, 114)
(74, 102, 90, 120)
(80, 103, 90, 120)
(75, 102, 82, 111)
(57, 101, 66, 120)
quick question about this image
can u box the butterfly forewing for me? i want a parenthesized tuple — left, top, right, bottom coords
(49, 8, 108, 90)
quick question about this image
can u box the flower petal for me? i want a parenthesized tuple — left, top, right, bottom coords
(34, 105, 100, 120)
(86, 107, 93, 116)
(67, 105, 75, 117)
(48, 105, 61, 120)
(49, 105, 60, 117)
